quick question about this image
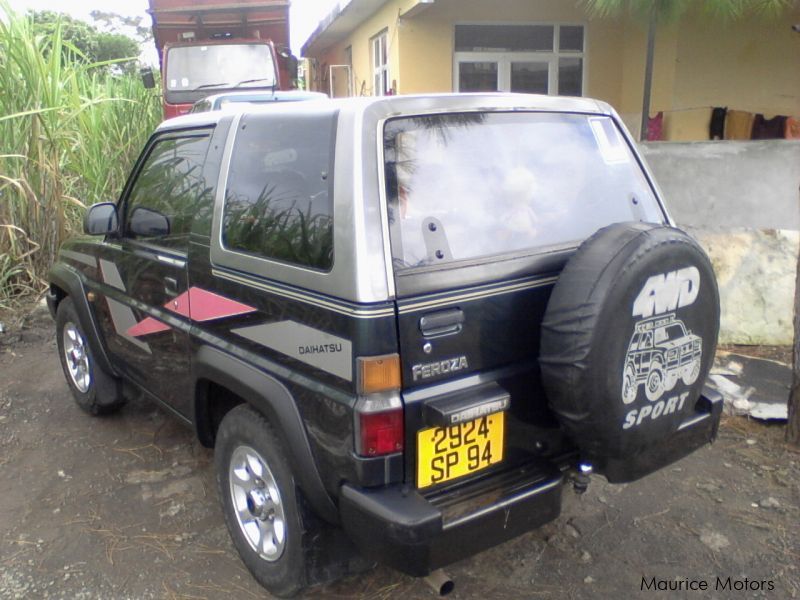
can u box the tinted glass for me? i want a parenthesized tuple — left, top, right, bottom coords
(458, 62, 497, 92)
(223, 112, 336, 270)
(559, 25, 585, 52)
(124, 134, 212, 250)
(511, 62, 549, 94)
(558, 57, 583, 96)
(455, 25, 554, 52)
(166, 45, 275, 91)
(383, 113, 663, 269)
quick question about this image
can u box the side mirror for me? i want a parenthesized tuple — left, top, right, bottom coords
(84, 203, 119, 235)
(277, 45, 292, 59)
(140, 66, 156, 89)
(129, 207, 170, 237)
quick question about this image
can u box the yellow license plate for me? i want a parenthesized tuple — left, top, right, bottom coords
(417, 414, 504, 488)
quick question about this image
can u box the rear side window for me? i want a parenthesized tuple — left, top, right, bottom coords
(383, 112, 663, 269)
(222, 112, 336, 270)
(123, 132, 212, 251)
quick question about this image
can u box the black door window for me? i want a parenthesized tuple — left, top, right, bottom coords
(124, 132, 212, 252)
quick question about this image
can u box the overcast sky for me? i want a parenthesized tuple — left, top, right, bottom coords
(6, 0, 339, 59)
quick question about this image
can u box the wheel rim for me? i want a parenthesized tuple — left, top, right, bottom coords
(648, 371, 662, 394)
(63, 322, 91, 393)
(229, 445, 287, 561)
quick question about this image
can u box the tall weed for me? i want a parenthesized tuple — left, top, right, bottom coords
(0, 3, 160, 307)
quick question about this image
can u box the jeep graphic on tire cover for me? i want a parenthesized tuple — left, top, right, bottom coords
(621, 313, 702, 405)
(539, 222, 719, 465)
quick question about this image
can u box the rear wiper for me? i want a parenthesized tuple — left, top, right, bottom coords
(233, 78, 276, 89)
(192, 82, 230, 91)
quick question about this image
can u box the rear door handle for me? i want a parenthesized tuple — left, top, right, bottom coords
(419, 308, 464, 338)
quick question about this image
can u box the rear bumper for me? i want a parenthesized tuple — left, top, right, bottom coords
(339, 459, 564, 577)
(339, 389, 723, 577)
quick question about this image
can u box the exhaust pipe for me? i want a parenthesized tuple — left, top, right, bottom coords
(424, 569, 455, 596)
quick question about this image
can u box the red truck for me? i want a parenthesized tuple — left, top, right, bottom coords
(147, 0, 292, 119)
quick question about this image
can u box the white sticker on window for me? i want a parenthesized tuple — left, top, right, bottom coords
(181, 77, 189, 88)
(169, 79, 177, 88)
(589, 117, 628, 165)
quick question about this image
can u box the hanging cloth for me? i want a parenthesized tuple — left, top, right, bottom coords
(646, 111, 664, 141)
(784, 117, 800, 140)
(751, 114, 788, 140)
(709, 107, 727, 140)
(724, 110, 755, 140)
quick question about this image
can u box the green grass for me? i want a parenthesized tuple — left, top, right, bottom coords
(0, 2, 160, 307)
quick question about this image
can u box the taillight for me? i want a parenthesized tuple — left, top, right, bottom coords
(354, 354, 404, 457)
(357, 354, 401, 394)
(358, 409, 404, 456)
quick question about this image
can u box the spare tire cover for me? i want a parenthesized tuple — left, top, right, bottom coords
(539, 222, 719, 461)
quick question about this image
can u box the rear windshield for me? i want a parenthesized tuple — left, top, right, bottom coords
(383, 112, 663, 269)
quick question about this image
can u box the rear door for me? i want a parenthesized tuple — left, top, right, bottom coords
(380, 111, 666, 490)
(94, 129, 213, 417)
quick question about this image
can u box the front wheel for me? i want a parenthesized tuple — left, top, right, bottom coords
(55, 297, 125, 415)
(215, 405, 314, 598)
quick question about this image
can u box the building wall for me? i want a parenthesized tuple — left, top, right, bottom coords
(667, 9, 800, 141)
(312, 0, 417, 97)
(305, 1, 800, 141)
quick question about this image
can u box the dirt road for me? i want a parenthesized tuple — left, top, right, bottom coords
(1, 308, 798, 599)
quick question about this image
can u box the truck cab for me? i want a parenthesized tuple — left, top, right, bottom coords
(148, 0, 291, 119)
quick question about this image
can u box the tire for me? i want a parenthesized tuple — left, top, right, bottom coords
(540, 222, 720, 461)
(621, 363, 637, 405)
(644, 359, 665, 402)
(56, 296, 125, 415)
(214, 404, 314, 598)
(682, 359, 701, 386)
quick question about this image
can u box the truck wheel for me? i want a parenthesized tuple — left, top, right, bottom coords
(645, 359, 665, 402)
(56, 296, 125, 415)
(215, 404, 314, 598)
(683, 359, 701, 386)
(621, 363, 637, 404)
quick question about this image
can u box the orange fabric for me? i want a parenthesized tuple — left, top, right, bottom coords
(786, 117, 800, 140)
(724, 110, 754, 140)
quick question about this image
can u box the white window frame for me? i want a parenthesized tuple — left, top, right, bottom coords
(452, 22, 586, 96)
(371, 30, 390, 96)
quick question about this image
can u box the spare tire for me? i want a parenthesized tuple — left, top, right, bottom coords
(539, 222, 719, 462)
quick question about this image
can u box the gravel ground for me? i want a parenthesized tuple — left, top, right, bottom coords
(1, 307, 798, 599)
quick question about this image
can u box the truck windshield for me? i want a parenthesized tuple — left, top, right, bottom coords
(165, 44, 276, 93)
(383, 112, 664, 270)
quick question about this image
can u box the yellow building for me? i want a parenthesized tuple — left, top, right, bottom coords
(301, 0, 800, 141)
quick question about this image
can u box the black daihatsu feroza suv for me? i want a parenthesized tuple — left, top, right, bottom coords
(48, 94, 722, 597)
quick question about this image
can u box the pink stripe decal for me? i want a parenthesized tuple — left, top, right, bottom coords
(126, 287, 256, 337)
(127, 317, 171, 337)
(187, 287, 257, 322)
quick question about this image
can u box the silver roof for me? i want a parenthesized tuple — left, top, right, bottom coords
(156, 93, 611, 133)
